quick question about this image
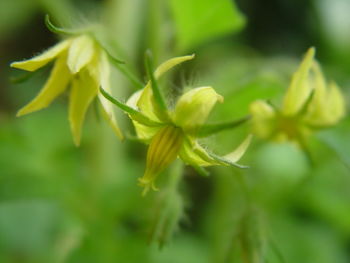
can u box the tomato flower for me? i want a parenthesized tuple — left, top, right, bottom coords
(102, 55, 251, 194)
(250, 47, 345, 147)
(11, 34, 122, 145)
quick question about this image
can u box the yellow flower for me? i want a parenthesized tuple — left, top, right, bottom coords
(11, 34, 123, 146)
(250, 47, 346, 146)
(103, 55, 251, 194)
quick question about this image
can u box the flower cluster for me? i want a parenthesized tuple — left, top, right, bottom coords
(249, 47, 345, 147)
(10, 17, 346, 194)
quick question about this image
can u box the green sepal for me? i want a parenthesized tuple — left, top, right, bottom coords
(45, 14, 87, 35)
(100, 88, 162, 127)
(192, 165, 210, 177)
(145, 50, 168, 110)
(99, 45, 125, 64)
(196, 115, 251, 137)
(208, 152, 249, 169)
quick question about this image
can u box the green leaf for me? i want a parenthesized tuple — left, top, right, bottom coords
(169, 0, 246, 51)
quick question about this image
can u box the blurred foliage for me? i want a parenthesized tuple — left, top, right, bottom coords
(0, 0, 349, 263)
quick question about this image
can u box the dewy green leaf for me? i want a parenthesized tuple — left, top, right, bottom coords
(99, 88, 162, 127)
(169, 0, 245, 51)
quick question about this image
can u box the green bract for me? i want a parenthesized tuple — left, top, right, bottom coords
(250, 47, 346, 146)
(115, 55, 252, 194)
(11, 34, 123, 146)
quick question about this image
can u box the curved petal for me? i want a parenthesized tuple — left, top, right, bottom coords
(249, 100, 276, 139)
(67, 35, 95, 74)
(96, 52, 123, 139)
(179, 136, 249, 168)
(325, 82, 346, 123)
(69, 70, 98, 146)
(127, 90, 162, 142)
(282, 47, 315, 116)
(173, 86, 223, 132)
(179, 137, 216, 167)
(11, 39, 71, 72)
(154, 54, 195, 78)
(223, 135, 252, 163)
(305, 81, 345, 126)
(17, 55, 71, 116)
(140, 126, 184, 195)
(137, 84, 163, 122)
(136, 55, 196, 122)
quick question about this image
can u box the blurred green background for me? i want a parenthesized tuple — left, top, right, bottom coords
(0, 0, 349, 262)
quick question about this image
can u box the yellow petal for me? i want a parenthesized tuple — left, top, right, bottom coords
(249, 100, 276, 139)
(179, 137, 217, 166)
(69, 70, 98, 146)
(136, 54, 196, 122)
(154, 54, 195, 78)
(17, 56, 71, 116)
(179, 136, 249, 168)
(305, 81, 345, 126)
(137, 85, 163, 122)
(326, 82, 346, 122)
(173, 86, 223, 132)
(126, 90, 162, 142)
(282, 47, 315, 116)
(96, 52, 123, 139)
(11, 40, 71, 72)
(139, 126, 184, 195)
(67, 35, 95, 74)
(303, 62, 346, 126)
(223, 135, 252, 163)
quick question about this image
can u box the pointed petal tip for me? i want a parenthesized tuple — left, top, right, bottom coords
(308, 46, 316, 54)
(16, 105, 40, 117)
(304, 47, 316, 61)
(217, 94, 224, 103)
(139, 177, 159, 196)
(223, 134, 253, 164)
(16, 109, 25, 117)
(10, 62, 19, 68)
(73, 138, 81, 147)
(10, 61, 34, 72)
(71, 130, 81, 147)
